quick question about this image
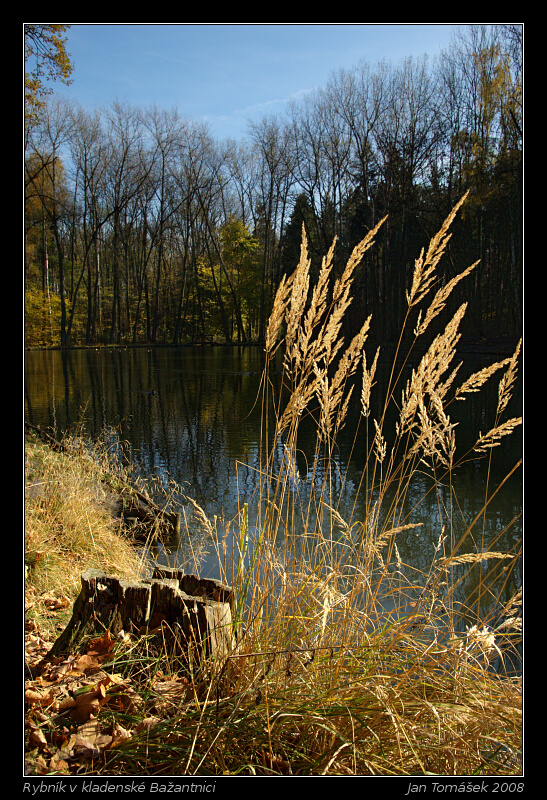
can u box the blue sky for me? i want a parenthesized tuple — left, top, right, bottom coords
(53, 24, 459, 141)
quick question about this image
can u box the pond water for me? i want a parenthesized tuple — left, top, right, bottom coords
(24, 343, 522, 648)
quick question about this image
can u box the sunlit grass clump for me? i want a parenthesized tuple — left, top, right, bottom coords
(24, 427, 214, 602)
(25, 432, 144, 608)
(191, 192, 521, 776)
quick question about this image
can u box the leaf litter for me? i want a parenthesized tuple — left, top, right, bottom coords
(24, 603, 190, 775)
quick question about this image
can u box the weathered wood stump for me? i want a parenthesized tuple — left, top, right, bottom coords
(50, 568, 235, 668)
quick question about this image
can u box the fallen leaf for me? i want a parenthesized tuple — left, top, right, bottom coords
(25, 752, 49, 775)
(33, 709, 55, 724)
(109, 722, 132, 748)
(48, 754, 70, 773)
(50, 728, 72, 750)
(56, 695, 78, 713)
(39, 655, 81, 682)
(135, 716, 162, 733)
(73, 654, 106, 674)
(25, 686, 55, 708)
(72, 720, 113, 759)
(41, 592, 71, 611)
(103, 682, 142, 714)
(70, 681, 109, 724)
(28, 726, 48, 749)
(85, 630, 116, 662)
(72, 736, 101, 760)
(72, 697, 100, 724)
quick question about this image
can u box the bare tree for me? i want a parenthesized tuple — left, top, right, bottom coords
(25, 97, 74, 345)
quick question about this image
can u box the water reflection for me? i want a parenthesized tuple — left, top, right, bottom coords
(25, 344, 522, 629)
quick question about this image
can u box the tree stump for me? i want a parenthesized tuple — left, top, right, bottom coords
(49, 568, 235, 669)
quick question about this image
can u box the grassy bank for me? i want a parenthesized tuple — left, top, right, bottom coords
(24, 196, 522, 777)
(24, 430, 144, 639)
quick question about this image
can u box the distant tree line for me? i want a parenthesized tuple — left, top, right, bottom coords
(24, 25, 522, 348)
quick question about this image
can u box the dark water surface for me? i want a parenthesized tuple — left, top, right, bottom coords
(25, 344, 522, 633)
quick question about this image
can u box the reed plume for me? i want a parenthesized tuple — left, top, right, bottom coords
(90, 195, 522, 777)
(230, 192, 522, 775)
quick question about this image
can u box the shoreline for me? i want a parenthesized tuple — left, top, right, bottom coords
(24, 333, 521, 357)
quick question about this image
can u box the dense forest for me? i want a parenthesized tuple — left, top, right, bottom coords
(24, 25, 522, 349)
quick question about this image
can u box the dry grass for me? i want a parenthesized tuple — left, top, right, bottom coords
(194, 194, 522, 776)
(24, 428, 210, 640)
(25, 195, 522, 776)
(25, 433, 144, 605)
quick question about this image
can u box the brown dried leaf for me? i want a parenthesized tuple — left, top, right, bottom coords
(26, 753, 51, 774)
(28, 725, 48, 749)
(72, 719, 113, 758)
(109, 721, 133, 748)
(25, 686, 56, 708)
(40, 655, 82, 682)
(40, 592, 71, 611)
(86, 630, 116, 660)
(103, 681, 143, 715)
(70, 678, 111, 723)
(135, 716, 162, 733)
(48, 754, 70, 773)
(56, 695, 78, 712)
(71, 694, 101, 724)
